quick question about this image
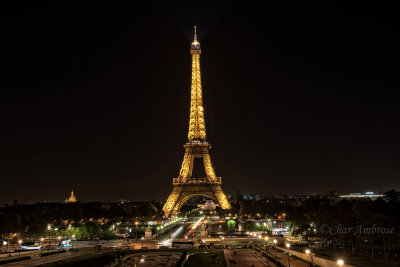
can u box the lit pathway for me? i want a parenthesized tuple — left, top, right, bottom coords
(0, 250, 39, 259)
(224, 249, 277, 267)
(264, 248, 308, 267)
(2, 250, 89, 267)
(272, 246, 355, 267)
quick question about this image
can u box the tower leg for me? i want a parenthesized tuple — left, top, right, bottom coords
(162, 186, 182, 218)
(212, 185, 232, 210)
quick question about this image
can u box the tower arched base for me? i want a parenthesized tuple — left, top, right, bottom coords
(162, 183, 231, 218)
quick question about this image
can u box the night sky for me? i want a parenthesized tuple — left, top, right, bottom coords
(1, 2, 399, 203)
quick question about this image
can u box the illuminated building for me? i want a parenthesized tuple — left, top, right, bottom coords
(240, 194, 260, 201)
(65, 190, 77, 203)
(339, 192, 385, 200)
(162, 26, 231, 218)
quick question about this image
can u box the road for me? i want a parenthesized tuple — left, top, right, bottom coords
(0, 250, 38, 259)
(268, 248, 309, 267)
(225, 249, 278, 267)
(115, 252, 182, 267)
(2, 250, 91, 267)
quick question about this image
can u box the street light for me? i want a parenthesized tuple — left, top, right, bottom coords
(286, 243, 291, 267)
(264, 236, 269, 264)
(135, 222, 139, 241)
(305, 249, 311, 267)
(272, 239, 278, 264)
(18, 240, 22, 256)
(70, 234, 76, 250)
(47, 224, 51, 246)
(337, 259, 344, 266)
(141, 237, 144, 248)
(273, 239, 277, 255)
(57, 236, 61, 251)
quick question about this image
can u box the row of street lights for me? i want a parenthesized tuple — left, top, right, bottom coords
(299, 246, 345, 266)
(2, 240, 22, 255)
(260, 237, 345, 267)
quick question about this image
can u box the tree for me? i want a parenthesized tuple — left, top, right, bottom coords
(25, 223, 46, 240)
(102, 229, 117, 240)
(226, 220, 237, 233)
(74, 222, 102, 240)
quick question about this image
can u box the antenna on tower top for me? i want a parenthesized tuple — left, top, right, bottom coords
(190, 25, 200, 52)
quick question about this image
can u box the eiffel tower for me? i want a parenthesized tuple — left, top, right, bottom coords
(162, 26, 232, 218)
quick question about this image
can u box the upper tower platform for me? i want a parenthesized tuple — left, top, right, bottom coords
(190, 25, 201, 54)
(188, 26, 206, 141)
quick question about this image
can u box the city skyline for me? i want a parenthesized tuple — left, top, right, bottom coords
(1, 2, 399, 203)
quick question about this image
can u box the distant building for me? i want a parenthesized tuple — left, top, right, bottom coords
(204, 200, 216, 210)
(197, 200, 217, 210)
(240, 194, 260, 201)
(270, 219, 289, 235)
(65, 190, 77, 203)
(339, 192, 385, 200)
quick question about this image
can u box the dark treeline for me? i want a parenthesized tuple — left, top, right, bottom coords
(1, 190, 400, 260)
(0, 201, 161, 238)
(235, 190, 400, 261)
(288, 193, 400, 261)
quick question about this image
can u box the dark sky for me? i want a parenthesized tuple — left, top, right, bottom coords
(1, 2, 399, 203)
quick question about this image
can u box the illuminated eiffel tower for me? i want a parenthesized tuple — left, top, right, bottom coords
(163, 26, 232, 218)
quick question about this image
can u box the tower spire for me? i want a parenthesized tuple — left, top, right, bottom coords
(188, 26, 205, 141)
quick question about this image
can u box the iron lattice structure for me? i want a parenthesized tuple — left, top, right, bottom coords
(162, 26, 232, 218)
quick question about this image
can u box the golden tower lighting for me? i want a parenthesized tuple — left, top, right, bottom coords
(162, 26, 232, 218)
(65, 190, 77, 203)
